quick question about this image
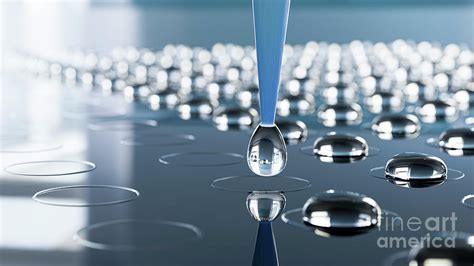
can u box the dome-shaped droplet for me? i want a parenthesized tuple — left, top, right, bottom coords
(148, 89, 180, 111)
(177, 96, 216, 120)
(371, 114, 421, 140)
(212, 107, 258, 131)
(206, 81, 239, 100)
(365, 91, 404, 114)
(317, 103, 363, 127)
(320, 85, 357, 104)
(247, 125, 288, 176)
(438, 127, 474, 150)
(313, 132, 368, 158)
(302, 190, 381, 236)
(409, 232, 474, 266)
(237, 85, 259, 108)
(123, 84, 151, 103)
(276, 120, 308, 145)
(417, 99, 458, 123)
(277, 93, 315, 116)
(246, 191, 286, 222)
(385, 152, 447, 184)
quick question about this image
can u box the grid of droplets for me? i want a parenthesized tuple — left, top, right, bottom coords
(10, 40, 474, 122)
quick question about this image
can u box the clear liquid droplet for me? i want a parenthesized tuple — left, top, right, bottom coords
(385, 152, 447, 184)
(313, 132, 368, 158)
(246, 191, 286, 222)
(277, 93, 315, 116)
(302, 190, 381, 236)
(317, 103, 363, 127)
(371, 114, 421, 140)
(417, 99, 458, 123)
(212, 106, 258, 131)
(365, 91, 404, 114)
(276, 119, 308, 145)
(438, 127, 474, 150)
(409, 232, 474, 265)
(247, 124, 288, 176)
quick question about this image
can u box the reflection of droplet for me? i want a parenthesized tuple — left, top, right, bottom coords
(371, 114, 420, 140)
(5, 160, 96, 176)
(276, 120, 308, 145)
(33, 185, 139, 207)
(408, 232, 474, 266)
(317, 103, 363, 127)
(75, 219, 203, 251)
(384, 152, 447, 186)
(277, 94, 315, 116)
(438, 127, 474, 150)
(177, 96, 216, 120)
(416, 99, 458, 123)
(302, 190, 381, 236)
(365, 91, 404, 114)
(247, 125, 288, 176)
(246, 191, 286, 222)
(313, 132, 368, 158)
(212, 107, 258, 131)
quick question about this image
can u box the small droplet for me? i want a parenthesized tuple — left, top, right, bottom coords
(277, 94, 315, 116)
(365, 91, 404, 114)
(247, 125, 288, 176)
(212, 107, 258, 131)
(417, 99, 458, 123)
(371, 114, 420, 140)
(408, 232, 474, 265)
(177, 96, 216, 120)
(317, 103, 363, 127)
(385, 152, 447, 185)
(148, 89, 180, 110)
(438, 127, 474, 150)
(236, 85, 259, 108)
(302, 190, 381, 236)
(276, 120, 308, 145)
(246, 191, 286, 222)
(313, 132, 368, 158)
(320, 85, 357, 104)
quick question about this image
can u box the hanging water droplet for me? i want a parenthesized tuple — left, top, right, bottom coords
(246, 191, 286, 222)
(313, 132, 368, 160)
(317, 103, 363, 127)
(277, 93, 315, 116)
(416, 99, 458, 123)
(302, 190, 381, 236)
(276, 119, 308, 145)
(384, 152, 447, 186)
(371, 114, 421, 140)
(247, 124, 288, 176)
(177, 96, 216, 120)
(365, 90, 404, 114)
(409, 232, 474, 266)
(438, 127, 474, 150)
(212, 106, 258, 131)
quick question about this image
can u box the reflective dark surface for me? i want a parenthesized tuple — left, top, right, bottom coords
(1, 2, 474, 266)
